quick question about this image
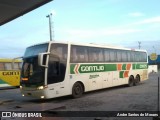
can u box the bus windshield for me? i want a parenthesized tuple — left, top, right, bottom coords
(24, 43, 48, 58)
(21, 57, 45, 86)
(21, 43, 48, 86)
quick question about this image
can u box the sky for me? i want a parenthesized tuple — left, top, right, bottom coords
(0, 0, 160, 58)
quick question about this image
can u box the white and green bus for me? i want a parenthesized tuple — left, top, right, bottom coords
(20, 41, 148, 99)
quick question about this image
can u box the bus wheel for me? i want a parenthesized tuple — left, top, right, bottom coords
(128, 76, 134, 87)
(134, 75, 140, 86)
(72, 82, 83, 98)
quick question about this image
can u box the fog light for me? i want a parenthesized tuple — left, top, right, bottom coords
(20, 86, 22, 89)
(22, 94, 24, 97)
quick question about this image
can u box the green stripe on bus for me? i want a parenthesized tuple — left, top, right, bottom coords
(119, 71, 124, 78)
(132, 64, 136, 69)
(0, 79, 7, 84)
(122, 64, 126, 70)
(70, 63, 148, 74)
(70, 64, 76, 74)
(70, 64, 117, 74)
(105, 64, 117, 71)
(132, 63, 148, 69)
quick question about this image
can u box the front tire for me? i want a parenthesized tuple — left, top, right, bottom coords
(72, 82, 83, 98)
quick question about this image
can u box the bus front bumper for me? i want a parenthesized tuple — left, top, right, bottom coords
(20, 87, 49, 99)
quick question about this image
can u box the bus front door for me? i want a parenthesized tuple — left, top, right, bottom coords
(47, 55, 67, 97)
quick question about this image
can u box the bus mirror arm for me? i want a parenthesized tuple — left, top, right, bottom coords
(12, 56, 23, 69)
(38, 52, 50, 67)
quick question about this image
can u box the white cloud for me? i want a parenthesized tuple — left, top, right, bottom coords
(128, 12, 144, 17)
(133, 16, 160, 25)
(67, 28, 142, 38)
(100, 29, 141, 35)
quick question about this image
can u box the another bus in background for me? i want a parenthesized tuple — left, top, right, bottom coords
(0, 59, 22, 88)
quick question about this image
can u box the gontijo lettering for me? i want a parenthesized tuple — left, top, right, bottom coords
(81, 65, 105, 72)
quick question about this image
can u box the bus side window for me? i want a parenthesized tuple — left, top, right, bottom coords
(117, 50, 122, 62)
(13, 63, 19, 70)
(127, 52, 131, 62)
(71, 45, 88, 63)
(89, 47, 104, 62)
(4, 63, 12, 70)
(104, 49, 110, 62)
(89, 48, 95, 62)
(141, 52, 147, 62)
(110, 50, 116, 62)
(130, 51, 135, 62)
(71, 47, 78, 62)
(135, 52, 140, 62)
(0, 63, 4, 70)
(122, 51, 127, 62)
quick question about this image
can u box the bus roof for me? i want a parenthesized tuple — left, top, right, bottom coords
(0, 59, 22, 63)
(27, 41, 147, 53)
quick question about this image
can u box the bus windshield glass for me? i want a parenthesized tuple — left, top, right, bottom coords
(24, 43, 48, 58)
(21, 56, 45, 86)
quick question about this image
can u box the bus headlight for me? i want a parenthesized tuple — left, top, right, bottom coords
(37, 85, 48, 90)
(37, 86, 44, 90)
(20, 86, 23, 89)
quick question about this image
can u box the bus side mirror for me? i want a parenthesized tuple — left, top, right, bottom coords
(38, 53, 49, 67)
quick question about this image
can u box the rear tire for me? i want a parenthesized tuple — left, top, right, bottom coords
(134, 75, 140, 86)
(128, 76, 134, 87)
(72, 82, 83, 98)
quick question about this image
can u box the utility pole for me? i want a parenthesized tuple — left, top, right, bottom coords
(138, 41, 141, 49)
(46, 13, 54, 41)
(153, 46, 157, 53)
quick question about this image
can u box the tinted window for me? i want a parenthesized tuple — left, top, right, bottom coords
(24, 44, 48, 58)
(127, 52, 131, 62)
(48, 44, 68, 84)
(50, 44, 68, 61)
(141, 52, 147, 62)
(71, 46, 88, 62)
(70, 45, 147, 63)
(104, 49, 110, 62)
(110, 49, 116, 62)
(122, 51, 127, 62)
(130, 51, 135, 62)
(117, 50, 122, 62)
(0, 63, 4, 70)
(4, 63, 12, 70)
(89, 47, 104, 62)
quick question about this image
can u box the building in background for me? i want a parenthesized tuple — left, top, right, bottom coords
(148, 54, 160, 71)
